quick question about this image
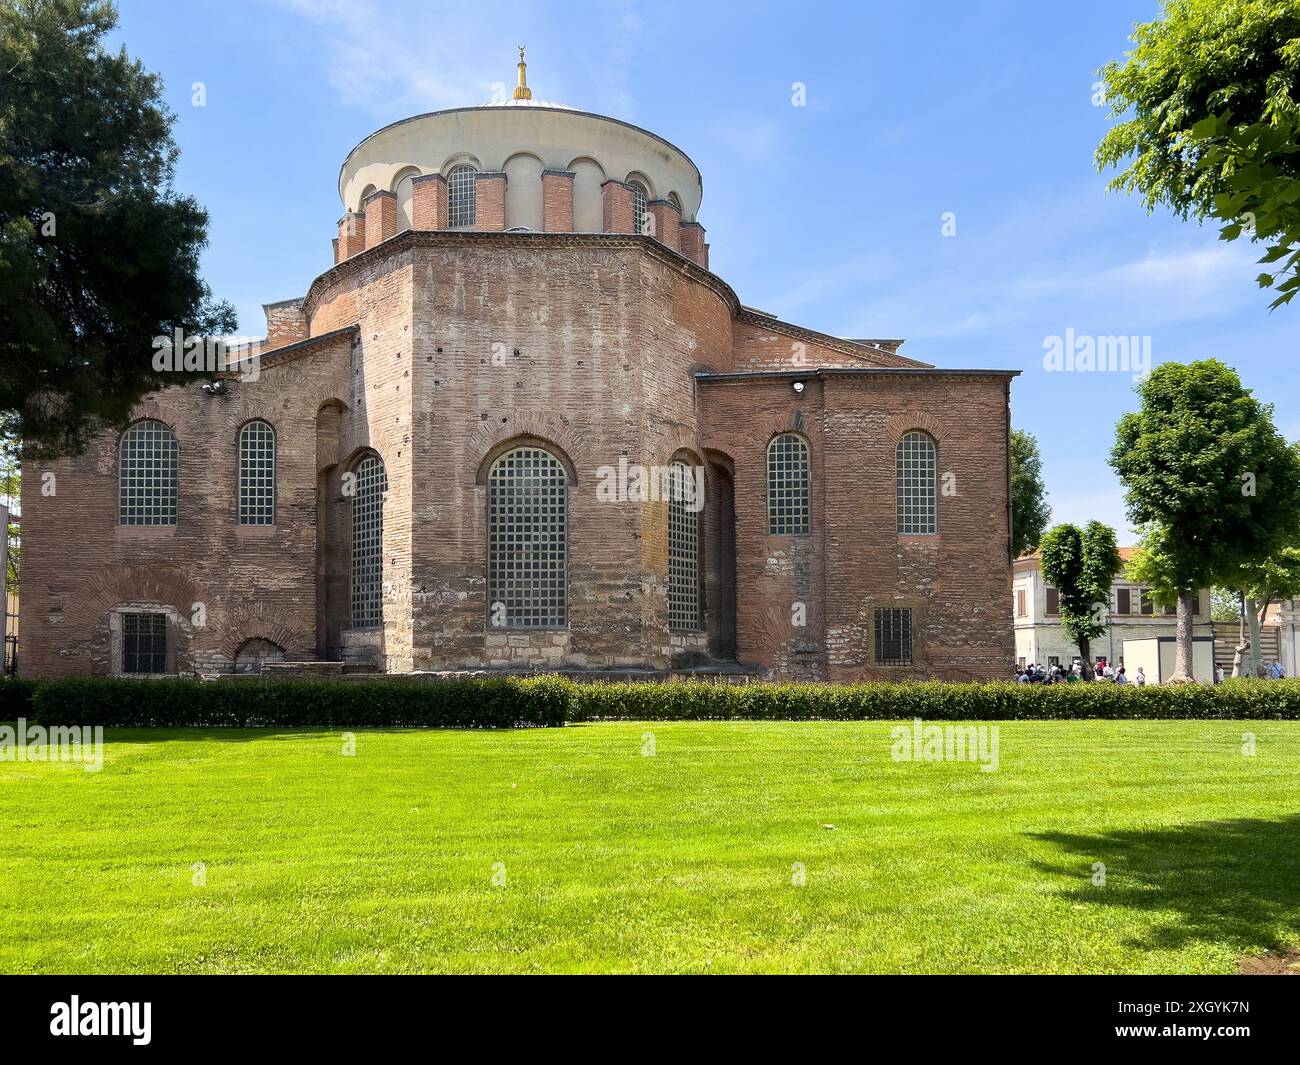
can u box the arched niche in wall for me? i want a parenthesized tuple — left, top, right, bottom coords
(503, 152, 544, 231)
(568, 156, 606, 233)
(392, 167, 422, 232)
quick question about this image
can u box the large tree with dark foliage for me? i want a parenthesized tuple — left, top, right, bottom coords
(0, 0, 234, 456)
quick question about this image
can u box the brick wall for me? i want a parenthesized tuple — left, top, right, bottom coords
(20, 233, 1014, 681)
(541, 170, 575, 232)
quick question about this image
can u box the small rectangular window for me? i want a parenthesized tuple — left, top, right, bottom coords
(1116, 587, 1131, 615)
(1140, 589, 1154, 615)
(122, 613, 167, 674)
(874, 607, 913, 666)
(1045, 587, 1059, 616)
(1015, 589, 1027, 617)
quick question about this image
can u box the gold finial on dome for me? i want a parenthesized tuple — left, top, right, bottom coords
(513, 45, 532, 100)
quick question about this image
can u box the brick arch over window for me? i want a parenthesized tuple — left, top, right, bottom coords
(486, 443, 570, 629)
(895, 430, 938, 534)
(472, 420, 586, 485)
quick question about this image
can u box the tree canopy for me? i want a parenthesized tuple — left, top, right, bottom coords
(1096, 0, 1300, 306)
(1010, 429, 1051, 558)
(1039, 521, 1123, 678)
(0, 0, 234, 456)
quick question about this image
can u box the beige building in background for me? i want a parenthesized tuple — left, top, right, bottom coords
(1013, 549, 1212, 672)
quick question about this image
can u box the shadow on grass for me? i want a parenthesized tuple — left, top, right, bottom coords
(1031, 814, 1300, 957)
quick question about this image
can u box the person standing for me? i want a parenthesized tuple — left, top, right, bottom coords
(1135, 665, 1146, 687)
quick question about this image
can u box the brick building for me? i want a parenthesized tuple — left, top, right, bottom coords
(20, 55, 1018, 681)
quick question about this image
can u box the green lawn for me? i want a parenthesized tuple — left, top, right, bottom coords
(1, 720, 1297, 974)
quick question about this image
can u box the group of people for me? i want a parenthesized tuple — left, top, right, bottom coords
(1013, 661, 1145, 685)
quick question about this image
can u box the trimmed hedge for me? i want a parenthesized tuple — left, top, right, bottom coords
(29, 676, 569, 729)
(570, 679, 1300, 721)
(13, 675, 1300, 729)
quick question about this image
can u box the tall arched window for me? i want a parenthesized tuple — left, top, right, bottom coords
(767, 433, 811, 534)
(488, 446, 568, 628)
(896, 431, 937, 534)
(351, 455, 387, 628)
(628, 179, 649, 235)
(668, 460, 701, 630)
(238, 420, 276, 525)
(448, 164, 477, 227)
(119, 420, 178, 525)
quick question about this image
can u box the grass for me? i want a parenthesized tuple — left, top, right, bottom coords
(1, 720, 1298, 974)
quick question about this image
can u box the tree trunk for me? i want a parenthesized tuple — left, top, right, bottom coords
(1245, 598, 1264, 678)
(1077, 636, 1093, 680)
(1170, 592, 1196, 683)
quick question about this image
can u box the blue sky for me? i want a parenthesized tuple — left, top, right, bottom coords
(112, 0, 1300, 541)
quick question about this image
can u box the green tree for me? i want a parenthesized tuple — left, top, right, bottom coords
(1209, 587, 1243, 623)
(0, 0, 234, 457)
(1011, 429, 1051, 558)
(1111, 360, 1300, 680)
(1039, 521, 1124, 680)
(1096, 0, 1300, 307)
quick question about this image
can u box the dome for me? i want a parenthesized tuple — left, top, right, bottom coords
(479, 96, 577, 111)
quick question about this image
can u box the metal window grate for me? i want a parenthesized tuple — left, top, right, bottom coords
(668, 462, 700, 631)
(350, 455, 387, 629)
(119, 420, 178, 525)
(630, 181, 648, 234)
(767, 433, 811, 534)
(238, 420, 275, 525)
(122, 612, 167, 674)
(896, 431, 937, 534)
(488, 447, 567, 628)
(448, 165, 477, 227)
(874, 607, 912, 665)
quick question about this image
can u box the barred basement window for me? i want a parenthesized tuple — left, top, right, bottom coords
(874, 607, 912, 666)
(350, 455, 387, 629)
(896, 431, 937, 534)
(119, 420, 178, 525)
(668, 461, 700, 630)
(238, 421, 275, 525)
(767, 433, 811, 534)
(488, 446, 568, 628)
(122, 612, 167, 674)
(448, 164, 477, 227)
(629, 180, 648, 234)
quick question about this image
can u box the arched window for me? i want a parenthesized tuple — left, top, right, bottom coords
(448, 164, 477, 227)
(668, 460, 701, 630)
(351, 455, 387, 628)
(896, 431, 937, 534)
(238, 420, 275, 525)
(119, 420, 178, 525)
(628, 179, 648, 235)
(767, 433, 811, 534)
(488, 446, 568, 628)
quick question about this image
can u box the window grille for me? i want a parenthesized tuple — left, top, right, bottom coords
(122, 612, 167, 674)
(238, 421, 275, 525)
(630, 181, 648, 234)
(896, 431, 937, 534)
(351, 455, 387, 628)
(488, 447, 568, 628)
(448, 165, 477, 227)
(119, 420, 178, 525)
(767, 433, 811, 533)
(668, 462, 700, 630)
(874, 607, 912, 665)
